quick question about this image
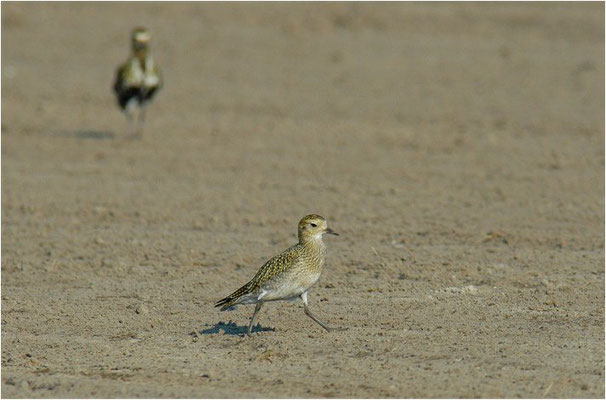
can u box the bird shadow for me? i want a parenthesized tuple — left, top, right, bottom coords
(74, 130, 115, 140)
(198, 321, 275, 336)
(51, 129, 116, 140)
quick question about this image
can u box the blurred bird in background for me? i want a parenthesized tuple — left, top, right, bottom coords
(113, 27, 162, 138)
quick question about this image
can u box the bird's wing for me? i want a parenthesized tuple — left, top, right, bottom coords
(149, 58, 163, 89)
(214, 245, 301, 310)
(113, 63, 127, 94)
(248, 244, 301, 292)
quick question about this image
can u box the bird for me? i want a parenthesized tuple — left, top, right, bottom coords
(215, 214, 344, 335)
(113, 27, 162, 138)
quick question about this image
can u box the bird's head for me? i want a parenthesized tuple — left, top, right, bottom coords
(298, 214, 338, 242)
(131, 27, 151, 53)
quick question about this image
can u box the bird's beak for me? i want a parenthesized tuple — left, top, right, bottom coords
(325, 228, 339, 236)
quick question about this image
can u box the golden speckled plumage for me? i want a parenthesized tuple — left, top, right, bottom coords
(215, 214, 342, 335)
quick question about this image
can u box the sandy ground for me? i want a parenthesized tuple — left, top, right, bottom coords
(1, 2, 604, 398)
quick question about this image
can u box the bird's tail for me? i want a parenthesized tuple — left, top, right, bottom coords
(214, 283, 252, 311)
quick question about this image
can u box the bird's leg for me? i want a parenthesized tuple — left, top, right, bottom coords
(134, 105, 146, 139)
(125, 110, 136, 138)
(247, 303, 263, 336)
(301, 292, 346, 332)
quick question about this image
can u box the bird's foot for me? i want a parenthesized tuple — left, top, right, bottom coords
(325, 326, 348, 332)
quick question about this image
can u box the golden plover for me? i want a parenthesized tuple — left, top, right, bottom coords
(113, 27, 162, 138)
(215, 214, 343, 335)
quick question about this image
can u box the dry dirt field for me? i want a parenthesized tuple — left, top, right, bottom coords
(1, 3, 604, 398)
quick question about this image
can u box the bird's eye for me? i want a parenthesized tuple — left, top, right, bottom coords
(310, 223, 317, 227)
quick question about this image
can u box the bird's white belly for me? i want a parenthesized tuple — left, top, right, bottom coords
(144, 75, 159, 87)
(260, 271, 321, 302)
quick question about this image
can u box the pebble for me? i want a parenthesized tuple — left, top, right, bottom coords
(135, 304, 149, 314)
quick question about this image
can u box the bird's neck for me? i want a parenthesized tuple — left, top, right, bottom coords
(299, 236, 326, 274)
(133, 48, 150, 64)
(299, 234, 326, 252)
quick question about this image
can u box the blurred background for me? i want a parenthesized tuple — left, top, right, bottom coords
(2, 2, 604, 398)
